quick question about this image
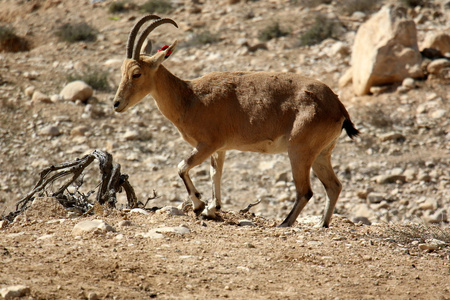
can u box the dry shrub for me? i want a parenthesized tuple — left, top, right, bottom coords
(0, 25, 29, 52)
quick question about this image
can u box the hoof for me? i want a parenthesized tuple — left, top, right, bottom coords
(203, 206, 220, 220)
(277, 222, 291, 228)
(314, 222, 329, 228)
(193, 202, 206, 216)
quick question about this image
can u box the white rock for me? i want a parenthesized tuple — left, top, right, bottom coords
(38, 125, 61, 136)
(123, 129, 140, 141)
(402, 77, 415, 89)
(60, 80, 93, 102)
(351, 5, 423, 95)
(351, 11, 366, 22)
(130, 208, 150, 215)
(427, 59, 450, 74)
(32, 91, 52, 103)
(325, 41, 350, 57)
(72, 220, 115, 236)
(118, 220, 132, 227)
(0, 285, 30, 299)
(70, 125, 90, 137)
(139, 226, 191, 239)
(157, 206, 186, 216)
(430, 109, 446, 119)
(24, 86, 35, 98)
(50, 94, 63, 102)
(378, 132, 405, 142)
(367, 192, 385, 203)
(238, 219, 256, 226)
(0, 220, 7, 229)
(424, 208, 448, 223)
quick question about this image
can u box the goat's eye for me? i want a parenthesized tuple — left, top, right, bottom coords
(132, 73, 141, 79)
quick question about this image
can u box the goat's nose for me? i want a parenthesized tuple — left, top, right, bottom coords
(114, 101, 120, 108)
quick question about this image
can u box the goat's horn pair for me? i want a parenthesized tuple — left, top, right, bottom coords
(126, 14, 178, 60)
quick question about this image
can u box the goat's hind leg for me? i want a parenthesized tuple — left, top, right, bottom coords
(312, 144, 342, 228)
(204, 151, 226, 219)
(279, 146, 315, 227)
(178, 144, 217, 215)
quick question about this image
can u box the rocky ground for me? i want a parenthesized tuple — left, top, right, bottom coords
(0, 0, 449, 299)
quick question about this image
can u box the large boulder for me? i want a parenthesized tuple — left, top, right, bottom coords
(351, 5, 423, 96)
(60, 80, 93, 102)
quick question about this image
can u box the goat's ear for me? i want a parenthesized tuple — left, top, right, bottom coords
(152, 40, 178, 66)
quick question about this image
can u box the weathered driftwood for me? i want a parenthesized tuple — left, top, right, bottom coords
(12, 150, 137, 219)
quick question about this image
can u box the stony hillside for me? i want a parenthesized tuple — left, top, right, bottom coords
(0, 0, 449, 298)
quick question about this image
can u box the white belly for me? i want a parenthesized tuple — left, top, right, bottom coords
(230, 135, 288, 154)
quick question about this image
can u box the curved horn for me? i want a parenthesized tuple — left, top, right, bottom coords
(133, 18, 178, 60)
(126, 15, 161, 59)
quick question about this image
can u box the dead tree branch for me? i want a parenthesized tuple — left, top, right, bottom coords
(10, 150, 138, 221)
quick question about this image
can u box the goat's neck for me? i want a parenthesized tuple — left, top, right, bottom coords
(150, 65, 192, 124)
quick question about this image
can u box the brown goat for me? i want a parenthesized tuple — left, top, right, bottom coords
(113, 15, 359, 227)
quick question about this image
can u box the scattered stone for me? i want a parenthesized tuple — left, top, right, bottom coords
(88, 292, 99, 300)
(430, 109, 446, 119)
(353, 216, 372, 225)
(123, 129, 140, 141)
(351, 5, 423, 95)
(367, 192, 385, 203)
(0, 220, 7, 229)
(72, 220, 115, 236)
(157, 206, 186, 216)
(418, 198, 437, 211)
(238, 219, 256, 226)
(23, 71, 38, 80)
(374, 174, 406, 184)
(139, 226, 191, 239)
(401, 77, 415, 89)
(70, 125, 90, 137)
(118, 220, 132, 227)
(417, 172, 432, 182)
(0, 285, 30, 299)
(130, 208, 150, 215)
(32, 91, 52, 103)
(427, 58, 450, 75)
(50, 94, 63, 102)
(378, 132, 405, 142)
(60, 80, 93, 102)
(38, 125, 61, 137)
(424, 208, 448, 223)
(24, 86, 35, 98)
(418, 243, 437, 251)
(356, 190, 369, 200)
(275, 171, 290, 183)
(418, 239, 445, 252)
(374, 201, 389, 210)
(325, 41, 350, 57)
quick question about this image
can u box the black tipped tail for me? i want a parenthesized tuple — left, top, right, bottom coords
(343, 119, 360, 139)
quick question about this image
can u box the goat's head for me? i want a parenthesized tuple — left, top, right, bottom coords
(113, 15, 178, 113)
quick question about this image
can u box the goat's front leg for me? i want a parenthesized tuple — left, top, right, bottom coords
(204, 151, 226, 219)
(178, 144, 217, 215)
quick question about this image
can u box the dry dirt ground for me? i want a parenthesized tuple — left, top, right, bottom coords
(1, 207, 450, 300)
(0, 0, 449, 299)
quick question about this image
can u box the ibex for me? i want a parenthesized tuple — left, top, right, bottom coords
(113, 15, 359, 227)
